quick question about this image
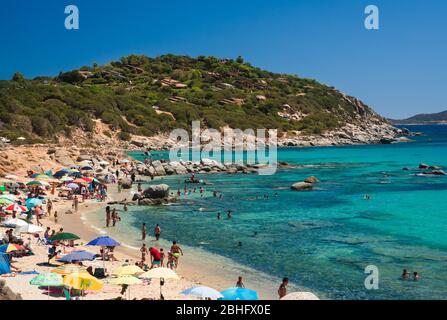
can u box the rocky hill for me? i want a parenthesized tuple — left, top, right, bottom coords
(391, 110, 447, 125)
(0, 54, 400, 147)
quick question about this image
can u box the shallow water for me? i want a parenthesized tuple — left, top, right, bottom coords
(95, 125, 447, 299)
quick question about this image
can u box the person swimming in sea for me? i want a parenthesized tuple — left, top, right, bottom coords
(401, 269, 409, 280)
(413, 272, 420, 281)
(227, 210, 232, 219)
(217, 212, 221, 220)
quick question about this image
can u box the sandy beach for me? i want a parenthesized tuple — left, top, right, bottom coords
(1, 173, 282, 300)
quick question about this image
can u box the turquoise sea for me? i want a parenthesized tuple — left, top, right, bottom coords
(94, 125, 447, 299)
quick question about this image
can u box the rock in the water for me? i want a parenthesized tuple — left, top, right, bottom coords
(432, 170, 446, 176)
(152, 160, 166, 176)
(291, 182, 314, 191)
(419, 163, 430, 169)
(304, 176, 319, 184)
(143, 184, 170, 199)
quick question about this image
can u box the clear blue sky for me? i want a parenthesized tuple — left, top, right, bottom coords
(1, 0, 446, 118)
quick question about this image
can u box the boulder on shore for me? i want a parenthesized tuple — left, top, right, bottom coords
(291, 182, 313, 191)
(143, 184, 170, 199)
(120, 178, 133, 189)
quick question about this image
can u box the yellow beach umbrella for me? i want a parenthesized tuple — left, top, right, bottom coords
(51, 264, 87, 275)
(139, 267, 179, 280)
(112, 265, 144, 276)
(64, 272, 103, 291)
(110, 275, 143, 285)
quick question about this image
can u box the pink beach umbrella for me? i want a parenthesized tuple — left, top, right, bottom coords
(4, 203, 28, 213)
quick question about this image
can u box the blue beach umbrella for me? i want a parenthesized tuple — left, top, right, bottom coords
(53, 169, 70, 178)
(66, 183, 80, 189)
(220, 288, 259, 300)
(26, 198, 43, 209)
(58, 250, 97, 263)
(87, 236, 120, 247)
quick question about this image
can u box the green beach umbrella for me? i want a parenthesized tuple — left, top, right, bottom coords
(26, 180, 49, 187)
(0, 198, 14, 205)
(30, 272, 64, 299)
(49, 232, 80, 241)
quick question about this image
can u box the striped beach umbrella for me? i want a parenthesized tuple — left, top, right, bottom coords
(0, 198, 14, 205)
(4, 203, 28, 213)
(30, 272, 64, 299)
(0, 243, 25, 253)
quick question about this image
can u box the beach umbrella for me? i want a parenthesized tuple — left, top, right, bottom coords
(99, 160, 109, 166)
(0, 243, 25, 253)
(0, 194, 19, 202)
(110, 275, 142, 300)
(140, 267, 180, 280)
(112, 265, 145, 277)
(17, 137, 26, 141)
(25, 198, 43, 209)
(0, 198, 14, 205)
(281, 292, 320, 300)
(4, 203, 28, 213)
(58, 250, 97, 263)
(32, 174, 52, 180)
(49, 232, 80, 241)
(17, 223, 44, 234)
(26, 180, 49, 187)
(81, 166, 93, 171)
(2, 218, 29, 228)
(110, 275, 143, 285)
(81, 177, 93, 183)
(53, 169, 70, 178)
(60, 176, 73, 182)
(63, 272, 103, 291)
(220, 288, 259, 300)
(87, 236, 120, 247)
(181, 286, 224, 299)
(30, 272, 64, 299)
(140, 268, 179, 299)
(66, 183, 80, 189)
(119, 159, 130, 164)
(51, 264, 87, 275)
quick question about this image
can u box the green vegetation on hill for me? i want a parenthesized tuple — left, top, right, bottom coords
(0, 54, 379, 142)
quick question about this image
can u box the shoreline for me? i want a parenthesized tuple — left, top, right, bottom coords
(75, 179, 292, 300)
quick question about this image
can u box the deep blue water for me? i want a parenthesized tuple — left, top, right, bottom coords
(101, 125, 447, 299)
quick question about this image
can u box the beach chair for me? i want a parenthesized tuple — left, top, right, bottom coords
(36, 237, 48, 246)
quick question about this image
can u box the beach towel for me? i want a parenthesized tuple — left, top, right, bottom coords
(16, 271, 39, 275)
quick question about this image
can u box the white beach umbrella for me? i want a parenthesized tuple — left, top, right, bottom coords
(17, 224, 44, 234)
(17, 137, 26, 141)
(280, 292, 320, 300)
(99, 160, 109, 166)
(0, 194, 19, 202)
(4, 175, 19, 180)
(181, 286, 223, 299)
(119, 159, 130, 164)
(2, 218, 29, 228)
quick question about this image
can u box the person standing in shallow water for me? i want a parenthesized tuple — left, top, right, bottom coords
(278, 277, 289, 299)
(142, 223, 147, 240)
(154, 224, 161, 241)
